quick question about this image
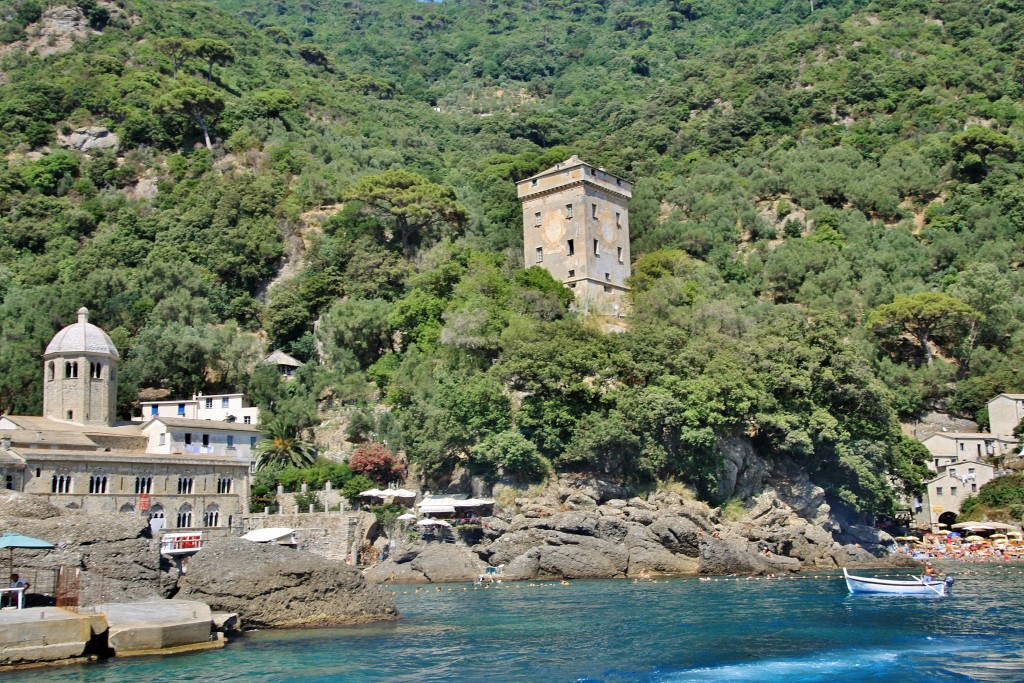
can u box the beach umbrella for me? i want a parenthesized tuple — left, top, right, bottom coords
(397, 513, 417, 521)
(386, 489, 417, 498)
(990, 533, 1008, 539)
(983, 522, 1015, 530)
(0, 532, 54, 576)
(359, 488, 385, 498)
(415, 519, 452, 528)
(965, 535, 985, 542)
(895, 536, 918, 541)
(936, 523, 949, 528)
(934, 529, 951, 535)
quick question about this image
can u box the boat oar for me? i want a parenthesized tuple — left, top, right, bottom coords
(916, 576, 945, 596)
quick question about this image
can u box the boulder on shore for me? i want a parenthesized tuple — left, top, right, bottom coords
(0, 491, 160, 605)
(175, 538, 396, 629)
(364, 542, 485, 584)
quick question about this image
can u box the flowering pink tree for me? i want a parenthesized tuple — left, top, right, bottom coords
(349, 442, 404, 485)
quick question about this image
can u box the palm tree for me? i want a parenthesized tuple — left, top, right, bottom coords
(254, 419, 317, 471)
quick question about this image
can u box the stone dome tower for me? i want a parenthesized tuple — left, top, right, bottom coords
(43, 307, 119, 426)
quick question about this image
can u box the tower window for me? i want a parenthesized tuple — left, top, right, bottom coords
(536, 247, 543, 263)
(65, 362, 78, 379)
(618, 247, 623, 263)
(565, 204, 573, 218)
(567, 239, 574, 256)
(534, 212, 541, 226)
(605, 273, 611, 281)
(91, 362, 103, 379)
(568, 269, 575, 277)
(592, 203, 597, 218)
(47, 362, 54, 381)
(66, 410, 73, 421)
(616, 212, 621, 227)
(603, 285, 612, 293)
(531, 179, 538, 186)
(593, 239, 600, 256)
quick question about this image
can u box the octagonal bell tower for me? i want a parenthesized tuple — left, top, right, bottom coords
(43, 307, 120, 426)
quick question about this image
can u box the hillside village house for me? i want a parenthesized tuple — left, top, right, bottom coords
(987, 393, 1024, 438)
(263, 349, 304, 379)
(517, 155, 632, 316)
(0, 308, 255, 533)
(912, 402, 1022, 529)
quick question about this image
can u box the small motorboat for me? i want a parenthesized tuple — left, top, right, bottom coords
(843, 568, 953, 596)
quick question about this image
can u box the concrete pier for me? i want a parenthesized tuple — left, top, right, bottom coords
(85, 600, 221, 655)
(0, 607, 107, 667)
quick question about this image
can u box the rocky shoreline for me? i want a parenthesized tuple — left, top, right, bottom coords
(365, 475, 915, 584)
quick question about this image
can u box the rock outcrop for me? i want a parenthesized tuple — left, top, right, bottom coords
(175, 538, 396, 629)
(364, 542, 484, 584)
(0, 491, 160, 605)
(57, 126, 120, 152)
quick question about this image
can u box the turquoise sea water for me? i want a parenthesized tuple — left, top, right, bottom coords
(10, 565, 1024, 682)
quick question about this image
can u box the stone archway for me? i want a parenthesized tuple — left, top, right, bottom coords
(938, 510, 958, 527)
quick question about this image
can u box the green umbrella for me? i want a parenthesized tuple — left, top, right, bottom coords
(0, 532, 54, 577)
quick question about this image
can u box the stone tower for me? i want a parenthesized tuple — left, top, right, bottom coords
(516, 155, 631, 315)
(43, 307, 120, 426)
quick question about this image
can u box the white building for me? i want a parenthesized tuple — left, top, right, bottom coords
(914, 460, 996, 529)
(919, 432, 1017, 470)
(135, 393, 260, 425)
(142, 417, 261, 465)
(987, 393, 1024, 438)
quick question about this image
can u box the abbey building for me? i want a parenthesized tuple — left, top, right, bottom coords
(0, 308, 255, 532)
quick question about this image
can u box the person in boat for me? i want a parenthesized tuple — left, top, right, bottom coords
(922, 562, 941, 583)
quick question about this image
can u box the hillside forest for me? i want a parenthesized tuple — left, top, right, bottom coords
(2, 0, 1024, 515)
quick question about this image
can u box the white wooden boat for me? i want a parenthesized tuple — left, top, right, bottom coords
(843, 568, 950, 596)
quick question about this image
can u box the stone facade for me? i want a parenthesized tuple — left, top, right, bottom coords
(0, 306, 252, 532)
(42, 308, 118, 426)
(517, 155, 632, 315)
(20, 450, 248, 531)
(914, 460, 996, 529)
(987, 393, 1024, 438)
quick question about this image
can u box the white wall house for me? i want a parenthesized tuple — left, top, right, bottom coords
(141, 417, 262, 467)
(914, 460, 996, 529)
(135, 393, 260, 425)
(987, 393, 1024, 438)
(919, 432, 1017, 471)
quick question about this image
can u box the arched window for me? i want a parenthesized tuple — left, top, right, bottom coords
(135, 476, 152, 494)
(177, 477, 194, 495)
(203, 504, 220, 527)
(88, 475, 108, 494)
(47, 362, 55, 381)
(149, 505, 165, 520)
(176, 504, 193, 528)
(90, 362, 102, 379)
(64, 362, 78, 379)
(119, 503, 135, 514)
(51, 474, 72, 494)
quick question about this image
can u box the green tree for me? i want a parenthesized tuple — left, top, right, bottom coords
(155, 85, 225, 150)
(866, 292, 979, 366)
(192, 39, 235, 81)
(344, 170, 469, 257)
